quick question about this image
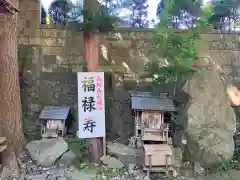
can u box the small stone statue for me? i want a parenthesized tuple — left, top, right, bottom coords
(136, 136, 143, 148)
(128, 136, 136, 148)
(181, 135, 187, 145)
(167, 137, 173, 145)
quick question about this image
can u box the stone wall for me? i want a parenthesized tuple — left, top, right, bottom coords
(18, 25, 240, 79)
(18, 0, 240, 142)
(18, 0, 240, 77)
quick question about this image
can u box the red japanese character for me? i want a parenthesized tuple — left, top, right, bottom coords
(97, 91, 102, 98)
(96, 76, 102, 81)
(97, 99, 103, 105)
(96, 81, 103, 87)
(97, 106, 103, 111)
(97, 88, 102, 93)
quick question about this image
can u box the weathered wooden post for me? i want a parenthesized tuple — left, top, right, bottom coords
(0, 0, 25, 173)
(83, 0, 103, 164)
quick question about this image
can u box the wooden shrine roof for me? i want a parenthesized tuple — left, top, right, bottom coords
(130, 91, 176, 112)
(39, 106, 70, 121)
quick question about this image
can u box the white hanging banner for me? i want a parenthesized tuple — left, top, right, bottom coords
(77, 72, 105, 139)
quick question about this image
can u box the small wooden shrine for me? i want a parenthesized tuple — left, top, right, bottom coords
(39, 106, 71, 138)
(130, 91, 176, 177)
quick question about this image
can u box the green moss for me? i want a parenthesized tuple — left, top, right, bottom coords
(64, 136, 88, 161)
(205, 107, 240, 173)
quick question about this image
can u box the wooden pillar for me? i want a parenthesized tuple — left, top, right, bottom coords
(84, 32, 103, 164)
(84, 33, 99, 72)
(84, 0, 103, 164)
(0, 1, 25, 174)
(83, 0, 100, 73)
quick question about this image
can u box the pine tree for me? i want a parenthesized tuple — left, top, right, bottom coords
(130, 0, 149, 28)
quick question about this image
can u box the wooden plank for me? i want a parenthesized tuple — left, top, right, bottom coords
(103, 136, 106, 156)
(144, 144, 173, 166)
(143, 131, 162, 141)
(143, 166, 174, 172)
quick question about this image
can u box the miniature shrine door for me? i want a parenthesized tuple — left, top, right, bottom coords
(141, 111, 164, 129)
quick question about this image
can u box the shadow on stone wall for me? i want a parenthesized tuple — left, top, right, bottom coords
(21, 72, 78, 141)
(21, 69, 174, 143)
(18, 26, 240, 143)
(21, 71, 141, 143)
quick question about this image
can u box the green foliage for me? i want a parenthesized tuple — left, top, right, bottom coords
(69, 5, 121, 33)
(157, 0, 203, 28)
(18, 45, 34, 72)
(234, 107, 240, 132)
(72, 109, 78, 121)
(145, 0, 202, 96)
(205, 152, 240, 173)
(91, 168, 128, 180)
(157, 0, 240, 30)
(145, 28, 199, 95)
(48, 0, 72, 25)
(79, 60, 87, 71)
(205, 107, 240, 173)
(64, 136, 88, 160)
(207, 0, 240, 30)
(169, 0, 203, 17)
(68, 166, 129, 180)
(197, 5, 215, 28)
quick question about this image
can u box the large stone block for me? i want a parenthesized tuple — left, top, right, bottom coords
(43, 55, 57, 65)
(42, 47, 67, 56)
(209, 50, 237, 65)
(69, 46, 84, 56)
(23, 28, 40, 37)
(129, 31, 149, 40)
(19, 36, 29, 45)
(25, 138, 68, 167)
(69, 55, 84, 64)
(41, 29, 67, 38)
(200, 33, 221, 42)
(108, 39, 131, 49)
(40, 38, 67, 46)
(28, 1, 40, 10)
(25, 10, 40, 24)
(19, 18, 25, 27)
(179, 67, 236, 166)
(29, 37, 41, 45)
(209, 41, 237, 51)
(68, 36, 84, 46)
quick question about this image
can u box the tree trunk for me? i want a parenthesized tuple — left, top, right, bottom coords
(0, 9, 25, 168)
(84, 32, 103, 164)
